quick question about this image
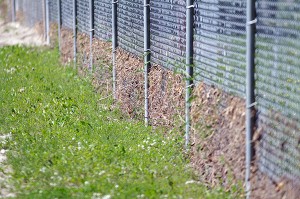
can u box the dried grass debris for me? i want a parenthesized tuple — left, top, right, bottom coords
(60, 28, 73, 63)
(148, 65, 185, 128)
(49, 22, 58, 47)
(190, 82, 246, 196)
(115, 48, 144, 119)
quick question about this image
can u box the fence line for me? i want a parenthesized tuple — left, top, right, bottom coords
(8, 0, 300, 197)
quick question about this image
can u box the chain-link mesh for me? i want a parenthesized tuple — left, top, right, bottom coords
(193, 0, 247, 96)
(15, 0, 44, 27)
(15, 0, 22, 13)
(94, 0, 112, 40)
(256, 0, 300, 183)
(77, 0, 90, 34)
(61, 0, 73, 29)
(117, 0, 144, 56)
(150, 0, 186, 70)
(49, 0, 58, 22)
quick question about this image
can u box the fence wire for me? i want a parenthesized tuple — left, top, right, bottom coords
(117, 0, 144, 57)
(77, 0, 90, 34)
(61, 0, 73, 29)
(256, 0, 300, 183)
(94, 0, 112, 40)
(49, 0, 58, 22)
(194, 0, 247, 96)
(15, 0, 43, 28)
(150, 0, 186, 70)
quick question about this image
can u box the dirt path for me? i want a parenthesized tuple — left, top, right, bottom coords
(0, 19, 45, 47)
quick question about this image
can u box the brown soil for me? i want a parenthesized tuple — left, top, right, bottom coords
(91, 38, 112, 98)
(148, 65, 185, 128)
(60, 28, 74, 63)
(115, 49, 186, 125)
(76, 32, 91, 74)
(115, 48, 144, 119)
(0, 0, 8, 21)
(49, 22, 58, 47)
(190, 83, 246, 197)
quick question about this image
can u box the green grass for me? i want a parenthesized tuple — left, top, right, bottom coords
(0, 46, 231, 198)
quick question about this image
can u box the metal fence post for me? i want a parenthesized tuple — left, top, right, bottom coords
(185, 0, 194, 149)
(46, 0, 50, 45)
(245, 0, 256, 198)
(89, 0, 94, 72)
(57, 0, 61, 53)
(112, 0, 117, 100)
(73, 0, 77, 68)
(43, 0, 47, 41)
(11, 0, 15, 22)
(144, 0, 150, 126)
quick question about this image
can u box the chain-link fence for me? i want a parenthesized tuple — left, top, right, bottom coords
(150, 0, 186, 70)
(256, 0, 300, 183)
(94, 0, 111, 40)
(6, 0, 300, 196)
(14, 0, 44, 27)
(194, 0, 247, 96)
(61, 0, 73, 29)
(117, 0, 144, 56)
(49, 0, 58, 22)
(77, 0, 90, 34)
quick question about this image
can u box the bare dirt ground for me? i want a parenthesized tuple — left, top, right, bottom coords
(0, 18, 44, 198)
(0, 19, 45, 47)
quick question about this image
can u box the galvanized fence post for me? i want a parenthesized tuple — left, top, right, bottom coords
(11, 0, 15, 22)
(57, 0, 61, 53)
(185, 0, 194, 149)
(73, 0, 77, 68)
(144, 0, 150, 126)
(245, 0, 256, 198)
(112, 0, 118, 100)
(43, 0, 47, 41)
(46, 0, 50, 45)
(89, 0, 94, 72)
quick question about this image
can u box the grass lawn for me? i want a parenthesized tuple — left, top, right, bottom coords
(0, 46, 232, 198)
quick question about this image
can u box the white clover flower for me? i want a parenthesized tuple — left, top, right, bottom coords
(92, 193, 102, 199)
(40, 167, 46, 173)
(98, 170, 106, 176)
(102, 195, 111, 199)
(137, 194, 145, 198)
(19, 87, 25, 93)
(49, 182, 57, 187)
(150, 141, 156, 146)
